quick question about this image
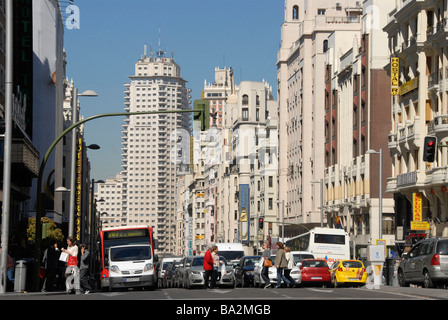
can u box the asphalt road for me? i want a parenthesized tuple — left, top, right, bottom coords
(1, 286, 445, 318)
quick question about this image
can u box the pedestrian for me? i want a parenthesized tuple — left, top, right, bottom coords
(41, 240, 60, 292)
(61, 237, 81, 294)
(284, 246, 296, 287)
(203, 245, 215, 289)
(261, 242, 272, 289)
(0, 247, 14, 289)
(211, 246, 220, 289)
(274, 242, 290, 288)
(79, 244, 93, 294)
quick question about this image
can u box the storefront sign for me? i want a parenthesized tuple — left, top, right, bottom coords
(391, 58, 399, 95)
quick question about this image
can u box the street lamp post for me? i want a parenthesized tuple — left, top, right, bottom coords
(32, 108, 204, 291)
(311, 179, 324, 228)
(275, 200, 284, 242)
(0, 0, 14, 295)
(366, 148, 383, 239)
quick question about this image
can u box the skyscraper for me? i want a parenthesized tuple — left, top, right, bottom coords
(121, 46, 191, 254)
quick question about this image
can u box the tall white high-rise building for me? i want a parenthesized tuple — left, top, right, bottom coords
(121, 46, 191, 254)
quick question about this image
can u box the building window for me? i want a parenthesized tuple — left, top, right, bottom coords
(242, 108, 249, 121)
(242, 94, 249, 105)
(293, 5, 299, 20)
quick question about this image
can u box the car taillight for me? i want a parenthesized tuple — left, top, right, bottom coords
(431, 254, 440, 266)
(338, 268, 343, 272)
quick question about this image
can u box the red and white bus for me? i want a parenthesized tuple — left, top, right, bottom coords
(99, 225, 158, 291)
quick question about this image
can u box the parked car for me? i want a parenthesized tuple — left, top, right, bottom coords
(176, 256, 193, 288)
(289, 251, 315, 283)
(183, 255, 235, 289)
(215, 256, 235, 288)
(253, 255, 276, 287)
(330, 260, 367, 288)
(184, 256, 206, 289)
(158, 257, 181, 288)
(297, 259, 331, 287)
(234, 255, 261, 287)
(398, 237, 448, 288)
(164, 262, 180, 288)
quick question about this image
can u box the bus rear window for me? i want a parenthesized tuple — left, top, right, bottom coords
(314, 234, 345, 245)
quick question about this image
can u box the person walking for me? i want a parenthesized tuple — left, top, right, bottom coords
(211, 246, 220, 289)
(284, 246, 296, 287)
(41, 240, 60, 292)
(274, 242, 290, 288)
(261, 242, 272, 289)
(79, 244, 93, 294)
(203, 245, 215, 289)
(62, 237, 80, 294)
(0, 247, 14, 290)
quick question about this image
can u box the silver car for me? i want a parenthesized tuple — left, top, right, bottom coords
(183, 255, 235, 289)
(398, 237, 448, 288)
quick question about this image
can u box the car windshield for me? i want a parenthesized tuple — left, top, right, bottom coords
(243, 257, 259, 266)
(302, 260, 328, 268)
(219, 251, 244, 261)
(341, 261, 363, 268)
(110, 246, 151, 261)
(192, 257, 204, 266)
(437, 240, 448, 255)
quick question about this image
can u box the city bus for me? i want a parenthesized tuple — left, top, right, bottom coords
(98, 225, 158, 290)
(284, 227, 350, 267)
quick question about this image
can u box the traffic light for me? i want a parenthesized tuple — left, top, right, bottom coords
(193, 99, 210, 131)
(258, 217, 264, 229)
(423, 136, 437, 162)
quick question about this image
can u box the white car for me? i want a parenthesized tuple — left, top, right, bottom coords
(253, 251, 315, 287)
(253, 256, 276, 287)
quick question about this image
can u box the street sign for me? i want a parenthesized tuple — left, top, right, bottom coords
(412, 193, 422, 221)
(411, 221, 430, 230)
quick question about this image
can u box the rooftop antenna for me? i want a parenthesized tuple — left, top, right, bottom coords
(158, 23, 163, 57)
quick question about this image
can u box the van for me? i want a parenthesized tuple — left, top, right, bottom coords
(216, 243, 245, 264)
(107, 244, 157, 291)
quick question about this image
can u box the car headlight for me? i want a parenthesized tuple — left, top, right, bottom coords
(110, 265, 120, 274)
(191, 271, 202, 275)
(291, 270, 299, 275)
(144, 263, 153, 272)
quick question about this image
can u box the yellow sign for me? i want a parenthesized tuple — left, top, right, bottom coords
(411, 221, 430, 230)
(391, 58, 399, 95)
(400, 77, 418, 95)
(413, 192, 422, 221)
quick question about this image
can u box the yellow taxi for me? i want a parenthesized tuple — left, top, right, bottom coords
(330, 260, 367, 288)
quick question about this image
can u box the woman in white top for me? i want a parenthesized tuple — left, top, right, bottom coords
(284, 246, 297, 288)
(61, 237, 81, 294)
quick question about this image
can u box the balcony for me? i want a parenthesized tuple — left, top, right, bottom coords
(428, 115, 448, 140)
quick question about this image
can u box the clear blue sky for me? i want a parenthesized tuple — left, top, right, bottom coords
(64, 0, 284, 181)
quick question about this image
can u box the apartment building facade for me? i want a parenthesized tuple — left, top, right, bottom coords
(120, 47, 191, 254)
(384, 0, 448, 239)
(277, 0, 364, 236)
(324, 0, 396, 255)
